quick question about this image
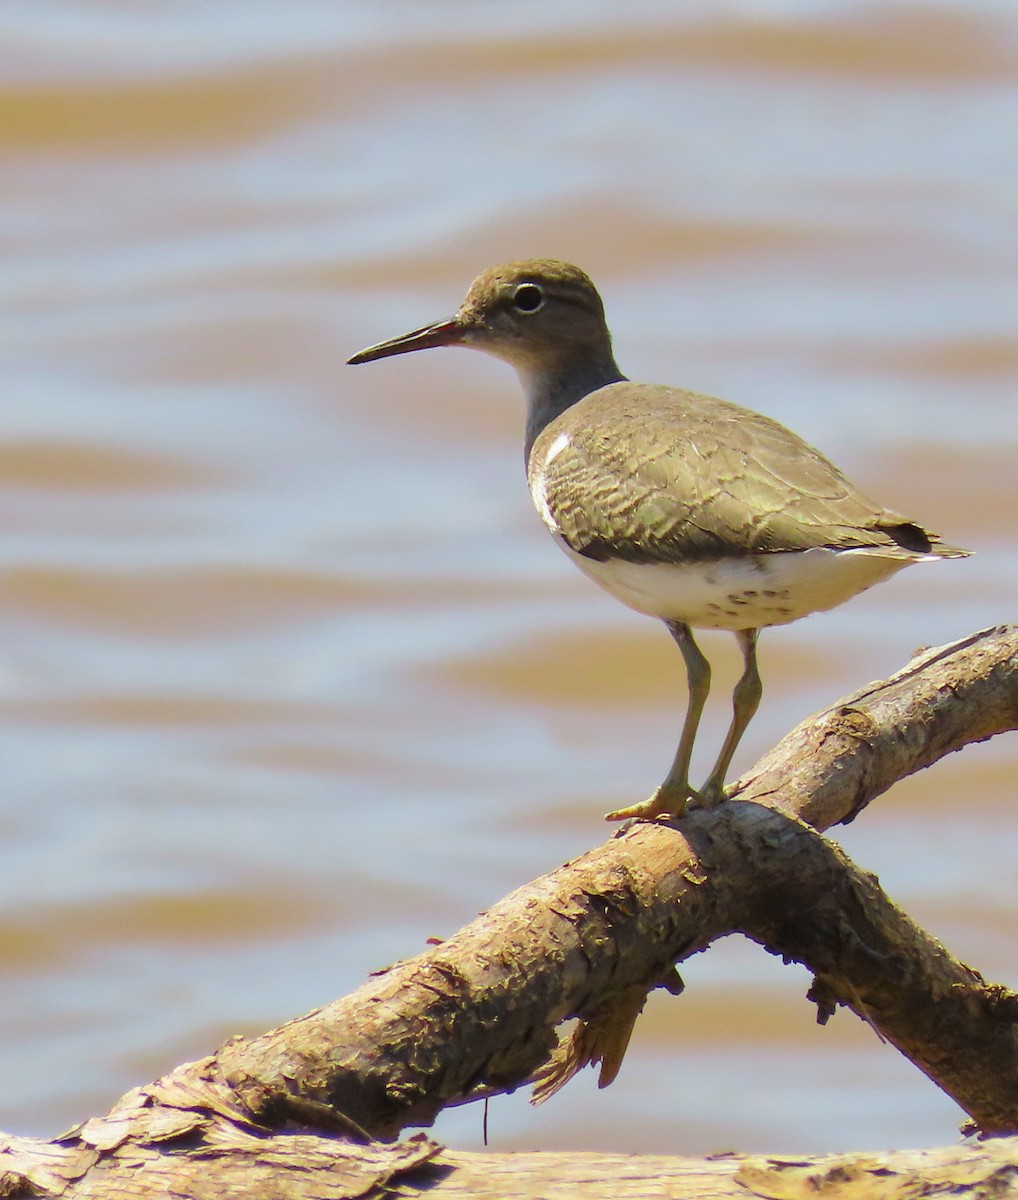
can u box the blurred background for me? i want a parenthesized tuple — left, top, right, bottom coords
(1, 0, 1015, 1157)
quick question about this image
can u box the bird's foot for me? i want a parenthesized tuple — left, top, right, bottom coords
(605, 783, 696, 823)
(687, 777, 729, 811)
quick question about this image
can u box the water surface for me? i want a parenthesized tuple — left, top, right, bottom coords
(1, 0, 1016, 1156)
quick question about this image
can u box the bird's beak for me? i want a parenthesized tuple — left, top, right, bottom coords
(348, 316, 465, 365)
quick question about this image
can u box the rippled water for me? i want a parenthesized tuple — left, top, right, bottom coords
(1, 0, 1016, 1156)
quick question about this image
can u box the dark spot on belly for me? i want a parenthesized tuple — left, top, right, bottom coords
(727, 595, 750, 606)
(762, 589, 789, 599)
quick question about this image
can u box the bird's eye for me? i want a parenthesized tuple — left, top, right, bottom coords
(512, 283, 544, 313)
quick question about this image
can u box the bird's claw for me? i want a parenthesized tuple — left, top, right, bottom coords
(604, 784, 693, 823)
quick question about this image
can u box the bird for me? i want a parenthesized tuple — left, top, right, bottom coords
(348, 259, 969, 821)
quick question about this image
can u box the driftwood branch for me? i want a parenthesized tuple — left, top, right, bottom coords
(6, 1125, 1018, 1200)
(2, 625, 1016, 1198)
(735, 624, 1018, 826)
(216, 624, 1018, 1136)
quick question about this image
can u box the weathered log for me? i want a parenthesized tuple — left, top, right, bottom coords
(4, 1113, 1018, 1199)
(0, 625, 1015, 1198)
(215, 624, 1018, 1136)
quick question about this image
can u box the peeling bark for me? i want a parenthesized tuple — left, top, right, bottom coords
(1, 625, 1015, 1197)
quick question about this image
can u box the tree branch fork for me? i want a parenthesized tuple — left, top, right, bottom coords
(2, 625, 1016, 1198)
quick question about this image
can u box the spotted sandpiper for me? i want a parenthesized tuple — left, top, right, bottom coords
(349, 260, 969, 820)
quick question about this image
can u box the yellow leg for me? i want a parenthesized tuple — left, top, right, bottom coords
(606, 621, 711, 821)
(695, 628, 761, 808)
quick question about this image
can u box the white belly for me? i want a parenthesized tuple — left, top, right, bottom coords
(558, 542, 918, 631)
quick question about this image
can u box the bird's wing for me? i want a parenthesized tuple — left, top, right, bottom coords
(529, 383, 948, 563)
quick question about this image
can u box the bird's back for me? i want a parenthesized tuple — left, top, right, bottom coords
(528, 382, 969, 567)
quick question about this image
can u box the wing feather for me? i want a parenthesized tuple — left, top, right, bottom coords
(527, 383, 959, 564)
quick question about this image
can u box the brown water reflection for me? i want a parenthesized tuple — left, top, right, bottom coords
(0, 0, 1015, 1157)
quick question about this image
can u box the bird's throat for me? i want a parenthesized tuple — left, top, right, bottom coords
(520, 352, 625, 462)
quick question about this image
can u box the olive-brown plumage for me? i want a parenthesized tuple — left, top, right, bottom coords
(350, 259, 969, 819)
(530, 384, 946, 564)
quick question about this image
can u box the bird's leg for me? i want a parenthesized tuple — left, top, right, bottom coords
(605, 621, 711, 821)
(694, 628, 761, 808)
